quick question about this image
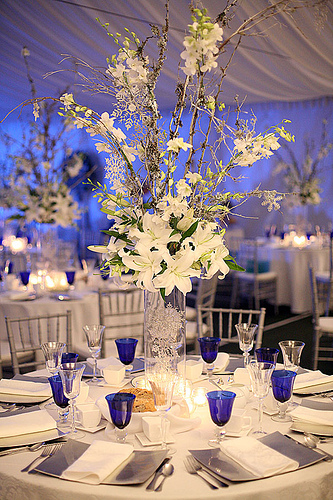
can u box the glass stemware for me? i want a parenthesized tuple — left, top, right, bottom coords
(41, 341, 66, 375)
(59, 362, 85, 438)
(48, 374, 70, 431)
(254, 347, 279, 367)
(247, 360, 275, 436)
(198, 337, 221, 381)
(115, 338, 138, 376)
(82, 324, 105, 384)
(105, 392, 136, 443)
(206, 390, 236, 447)
(65, 270, 76, 290)
(278, 340, 305, 372)
(235, 323, 258, 367)
(20, 271, 30, 290)
(271, 369, 297, 422)
(61, 352, 79, 364)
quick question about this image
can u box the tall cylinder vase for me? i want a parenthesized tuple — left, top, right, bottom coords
(144, 288, 186, 400)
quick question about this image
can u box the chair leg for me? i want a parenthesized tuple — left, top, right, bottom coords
(313, 327, 320, 371)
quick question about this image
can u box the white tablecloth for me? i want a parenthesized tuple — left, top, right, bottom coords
(0, 368, 332, 500)
(258, 243, 329, 313)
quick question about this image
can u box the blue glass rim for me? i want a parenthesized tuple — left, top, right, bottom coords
(272, 369, 297, 379)
(115, 338, 138, 345)
(198, 337, 221, 345)
(105, 392, 136, 403)
(206, 390, 236, 400)
(255, 347, 279, 355)
(60, 362, 85, 372)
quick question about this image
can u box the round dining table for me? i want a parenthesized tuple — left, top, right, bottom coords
(0, 364, 332, 500)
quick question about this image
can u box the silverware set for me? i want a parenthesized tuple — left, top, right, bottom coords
(21, 443, 63, 473)
(184, 455, 229, 489)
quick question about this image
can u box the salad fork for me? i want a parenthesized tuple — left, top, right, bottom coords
(21, 443, 62, 473)
(184, 456, 218, 490)
(186, 455, 229, 488)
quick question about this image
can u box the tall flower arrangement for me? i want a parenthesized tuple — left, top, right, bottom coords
(5, 1, 325, 294)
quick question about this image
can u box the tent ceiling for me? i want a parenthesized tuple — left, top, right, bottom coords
(0, 0, 333, 118)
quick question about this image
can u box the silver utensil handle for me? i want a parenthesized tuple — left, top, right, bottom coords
(21, 454, 44, 473)
(196, 471, 218, 490)
(0, 446, 29, 457)
(201, 468, 229, 488)
(146, 459, 169, 490)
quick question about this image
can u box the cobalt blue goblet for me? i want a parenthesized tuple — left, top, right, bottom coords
(48, 374, 69, 430)
(65, 270, 76, 287)
(198, 337, 221, 381)
(105, 392, 136, 443)
(254, 347, 279, 367)
(20, 271, 30, 289)
(61, 352, 79, 364)
(271, 369, 297, 422)
(206, 390, 236, 447)
(115, 338, 138, 375)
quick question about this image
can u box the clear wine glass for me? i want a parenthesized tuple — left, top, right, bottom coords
(254, 347, 279, 367)
(206, 390, 236, 447)
(48, 374, 70, 431)
(235, 323, 258, 367)
(59, 362, 85, 438)
(271, 369, 297, 422)
(41, 341, 66, 375)
(279, 340, 304, 409)
(247, 360, 275, 436)
(82, 324, 105, 384)
(197, 337, 221, 381)
(115, 338, 138, 376)
(105, 392, 136, 443)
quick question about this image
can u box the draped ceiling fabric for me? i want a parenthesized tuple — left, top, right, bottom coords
(0, 0, 332, 116)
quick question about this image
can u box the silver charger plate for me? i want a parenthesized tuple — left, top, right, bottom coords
(189, 431, 324, 482)
(35, 439, 167, 484)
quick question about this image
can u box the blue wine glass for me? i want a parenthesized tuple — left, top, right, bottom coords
(20, 271, 30, 289)
(48, 374, 69, 430)
(254, 347, 279, 367)
(198, 337, 221, 381)
(206, 390, 236, 447)
(271, 369, 297, 422)
(115, 338, 138, 375)
(65, 270, 75, 289)
(105, 392, 136, 443)
(61, 352, 79, 364)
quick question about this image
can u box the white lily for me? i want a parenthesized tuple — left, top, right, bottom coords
(153, 252, 199, 296)
(120, 243, 163, 292)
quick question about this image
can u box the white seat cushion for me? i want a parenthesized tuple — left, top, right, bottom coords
(186, 306, 197, 321)
(186, 321, 209, 340)
(315, 272, 331, 283)
(237, 271, 277, 282)
(319, 316, 333, 334)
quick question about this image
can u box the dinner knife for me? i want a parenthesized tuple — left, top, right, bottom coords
(146, 457, 170, 490)
(284, 434, 333, 461)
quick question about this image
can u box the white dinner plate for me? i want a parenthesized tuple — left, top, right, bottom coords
(293, 380, 333, 395)
(135, 432, 175, 447)
(0, 428, 62, 448)
(290, 421, 333, 437)
(0, 393, 51, 404)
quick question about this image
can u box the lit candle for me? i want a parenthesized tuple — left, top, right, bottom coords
(192, 387, 207, 406)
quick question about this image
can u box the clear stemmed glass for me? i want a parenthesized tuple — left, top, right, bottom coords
(48, 374, 70, 431)
(247, 360, 275, 436)
(279, 340, 305, 372)
(254, 347, 279, 367)
(65, 270, 76, 290)
(115, 338, 138, 376)
(41, 341, 66, 375)
(82, 324, 105, 384)
(235, 323, 258, 367)
(105, 392, 136, 443)
(198, 337, 221, 381)
(271, 369, 297, 422)
(20, 271, 30, 290)
(206, 390, 236, 447)
(59, 362, 86, 438)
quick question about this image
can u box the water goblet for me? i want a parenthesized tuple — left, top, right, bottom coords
(198, 337, 221, 381)
(105, 392, 136, 443)
(206, 390, 236, 447)
(247, 360, 275, 436)
(82, 324, 105, 384)
(278, 340, 305, 372)
(115, 338, 138, 376)
(41, 341, 66, 375)
(61, 352, 79, 364)
(271, 369, 297, 422)
(59, 362, 86, 438)
(65, 270, 76, 290)
(235, 323, 258, 367)
(48, 374, 70, 431)
(254, 347, 279, 367)
(20, 271, 30, 290)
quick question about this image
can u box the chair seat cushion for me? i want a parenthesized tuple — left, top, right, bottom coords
(186, 306, 197, 321)
(186, 321, 209, 340)
(319, 317, 333, 333)
(237, 271, 277, 282)
(316, 272, 331, 283)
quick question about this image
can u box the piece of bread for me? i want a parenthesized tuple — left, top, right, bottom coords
(119, 388, 157, 413)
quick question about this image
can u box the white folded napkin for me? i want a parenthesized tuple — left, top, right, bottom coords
(86, 356, 122, 371)
(7, 290, 33, 301)
(219, 436, 298, 478)
(213, 352, 229, 372)
(96, 395, 201, 435)
(294, 370, 333, 390)
(291, 406, 333, 427)
(233, 368, 251, 386)
(0, 378, 51, 397)
(61, 440, 133, 484)
(0, 408, 57, 438)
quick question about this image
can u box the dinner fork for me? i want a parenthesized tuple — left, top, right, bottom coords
(184, 456, 218, 490)
(185, 455, 229, 488)
(21, 443, 62, 473)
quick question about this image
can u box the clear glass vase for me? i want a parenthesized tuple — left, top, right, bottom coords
(144, 288, 186, 401)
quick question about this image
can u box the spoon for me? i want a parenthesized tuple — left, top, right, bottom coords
(303, 433, 333, 461)
(154, 463, 174, 491)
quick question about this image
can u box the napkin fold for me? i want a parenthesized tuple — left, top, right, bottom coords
(0, 408, 57, 438)
(219, 436, 299, 478)
(291, 406, 333, 427)
(7, 290, 34, 301)
(213, 352, 229, 373)
(86, 356, 122, 371)
(294, 370, 333, 391)
(0, 378, 51, 397)
(61, 440, 133, 484)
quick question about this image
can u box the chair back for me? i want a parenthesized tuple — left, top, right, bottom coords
(98, 288, 144, 357)
(197, 305, 266, 353)
(5, 310, 72, 375)
(309, 266, 326, 324)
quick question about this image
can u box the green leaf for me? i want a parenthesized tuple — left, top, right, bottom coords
(160, 288, 166, 301)
(179, 220, 199, 242)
